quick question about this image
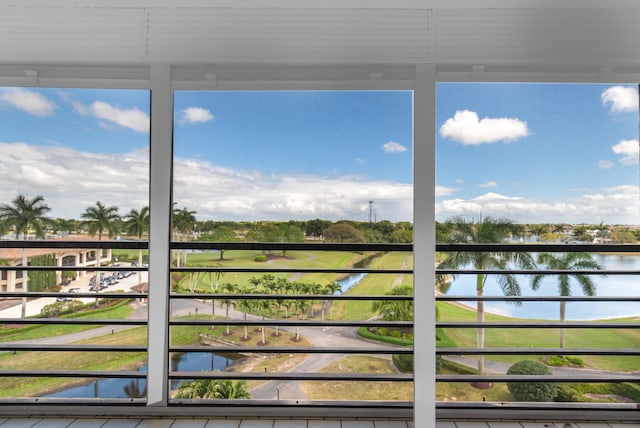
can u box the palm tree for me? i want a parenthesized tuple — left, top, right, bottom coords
(220, 282, 236, 336)
(123, 206, 149, 285)
(175, 377, 250, 399)
(531, 252, 602, 348)
(0, 195, 51, 317)
(372, 285, 414, 321)
(81, 201, 120, 307)
(595, 221, 610, 244)
(172, 206, 196, 267)
(436, 216, 535, 374)
(324, 281, 342, 320)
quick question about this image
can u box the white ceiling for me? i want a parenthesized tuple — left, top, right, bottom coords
(1, 2, 640, 74)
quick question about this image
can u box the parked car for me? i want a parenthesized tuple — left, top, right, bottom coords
(57, 288, 81, 301)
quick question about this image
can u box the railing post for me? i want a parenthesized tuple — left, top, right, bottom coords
(147, 64, 173, 407)
(414, 63, 437, 425)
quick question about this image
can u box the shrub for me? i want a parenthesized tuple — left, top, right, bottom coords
(40, 300, 84, 318)
(613, 383, 640, 402)
(507, 360, 557, 402)
(546, 355, 584, 368)
(254, 255, 267, 262)
(392, 354, 413, 373)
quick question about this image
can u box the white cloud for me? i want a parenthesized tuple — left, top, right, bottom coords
(598, 160, 615, 169)
(436, 189, 640, 224)
(436, 186, 456, 197)
(177, 107, 215, 125)
(612, 139, 638, 165)
(479, 181, 497, 188)
(381, 141, 407, 153)
(0, 88, 56, 117)
(355, 157, 366, 163)
(601, 86, 639, 113)
(173, 160, 412, 222)
(0, 141, 413, 222)
(89, 101, 149, 133)
(439, 110, 530, 145)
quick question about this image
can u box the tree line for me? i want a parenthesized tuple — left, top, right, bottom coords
(0, 194, 414, 244)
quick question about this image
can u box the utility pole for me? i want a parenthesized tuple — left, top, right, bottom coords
(368, 200, 374, 223)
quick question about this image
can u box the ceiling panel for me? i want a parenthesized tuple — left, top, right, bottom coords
(145, 8, 430, 63)
(0, 7, 145, 63)
(434, 8, 640, 65)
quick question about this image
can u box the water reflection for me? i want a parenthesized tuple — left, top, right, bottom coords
(450, 254, 640, 320)
(44, 352, 233, 399)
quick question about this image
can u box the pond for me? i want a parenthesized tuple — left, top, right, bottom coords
(44, 352, 233, 399)
(448, 253, 640, 320)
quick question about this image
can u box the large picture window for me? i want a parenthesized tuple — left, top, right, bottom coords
(170, 90, 415, 403)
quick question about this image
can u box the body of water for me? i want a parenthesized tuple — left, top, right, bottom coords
(450, 254, 640, 320)
(45, 352, 232, 399)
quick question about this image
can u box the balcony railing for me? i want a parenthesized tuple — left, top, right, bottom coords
(435, 243, 640, 419)
(0, 240, 638, 421)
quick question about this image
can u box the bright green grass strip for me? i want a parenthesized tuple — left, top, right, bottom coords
(0, 300, 134, 342)
(332, 252, 412, 321)
(438, 301, 640, 371)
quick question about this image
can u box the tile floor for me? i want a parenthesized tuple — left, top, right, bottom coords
(0, 420, 638, 428)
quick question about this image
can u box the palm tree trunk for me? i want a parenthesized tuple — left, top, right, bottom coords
(20, 247, 28, 318)
(95, 248, 102, 308)
(137, 248, 143, 285)
(476, 273, 485, 375)
(560, 300, 566, 349)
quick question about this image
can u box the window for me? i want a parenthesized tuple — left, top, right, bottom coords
(169, 90, 414, 404)
(0, 86, 150, 399)
(435, 82, 640, 408)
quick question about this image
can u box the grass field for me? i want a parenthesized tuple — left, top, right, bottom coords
(438, 301, 640, 371)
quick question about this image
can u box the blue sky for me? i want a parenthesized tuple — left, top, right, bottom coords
(0, 84, 638, 224)
(0, 88, 412, 222)
(436, 83, 639, 224)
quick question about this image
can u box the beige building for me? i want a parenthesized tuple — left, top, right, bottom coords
(0, 245, 112, 292)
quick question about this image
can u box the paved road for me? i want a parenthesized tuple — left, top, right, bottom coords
(4, 284, 634, 401)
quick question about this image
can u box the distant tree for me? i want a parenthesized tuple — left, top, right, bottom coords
(0, 194, 51, 240)
(572, 226, 592, 243)
(123, 206, 149, 284)
(595, 221, 610, 244)
(81, 201, 120, 307)
(52, 218, 79, 235)
(435, 222, 450, 243)
(172, 206, 196, 267)
(323, 223, 365, 243)
(246, 222, 279, 242)
(0, 195, 51, 317)
(198, 225, 239, 260)
(304, 219, 331, 239)
(81, 201, 120, 240)
(531, 252, 601, 348)
(277, 224, 305, 256)
(610, 228, 637, 244)
(220, 282, 237, 336)
(364, 228, 385, 243)
(390, 228, 413, 243)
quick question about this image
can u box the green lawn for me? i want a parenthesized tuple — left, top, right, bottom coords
(333, 251, 413, 320)
(438, 301, 640, 371)
(0, 299, 135, 342)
